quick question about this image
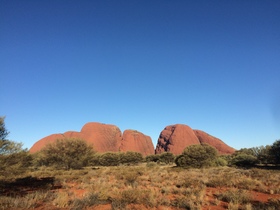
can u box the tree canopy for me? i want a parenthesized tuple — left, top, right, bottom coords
(175, 144, 218, 168)
(0, 117, 31, 177)
(35, 138, 95, 170)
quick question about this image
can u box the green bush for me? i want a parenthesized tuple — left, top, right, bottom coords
(34, 138, 95, 170)
(158, 152, 175, 164)
(145, 154, 160, 162)
(98, 152, 120, 166)
(230, 153, 259, 167)
(214, 156, 228, 166)
(0, 116, 32, 177)
(270, 140, 280, 164)
(256, 145, 272, 165)
(92, 152, 143, 166)
(234, 146, 274, 165)
(119, 151, 143, 165)
(175, 144, 218, 168)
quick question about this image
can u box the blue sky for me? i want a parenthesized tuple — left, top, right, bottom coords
(1, 0, 280, 150)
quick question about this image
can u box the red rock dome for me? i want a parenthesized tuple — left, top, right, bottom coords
(120, 130, 155, 156)
(155, 124, 235, 155)
(30, 122, 154, 156)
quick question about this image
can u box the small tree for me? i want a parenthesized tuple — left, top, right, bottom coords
(0, 116, 31, 176)
(233, 146, 273, 165)
(0, 117, 9, 140)
(35, 138, 95, 170)
(270, 139, 280, 165)
(256, 145, 272, 165)
(230, 153, 258, 167)
(175, 144, 218, 168)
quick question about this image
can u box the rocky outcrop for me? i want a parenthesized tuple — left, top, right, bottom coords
(155, 124, 200, 154)
(193, 130, 235, 154)
(30, 122, 235, 156)
(155, 124, 235, 155)
(29, 122, 154, 156)
(120, 130, 155, 156)
(79, 122, 122, 152)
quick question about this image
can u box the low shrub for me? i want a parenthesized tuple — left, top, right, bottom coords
(230, 154, 259, 167)
(34, 138, 95, 170)
(145, 154, 160, 162)
(217, 188, 252, 204)
(175, 144, 218, 168)
(158, 152, 175, 164)
(71, 192, 108, 210)
(119, 151, 143, 165)
(98, 152, 120, 166)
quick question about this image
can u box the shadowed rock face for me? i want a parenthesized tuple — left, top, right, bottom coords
(155, 124, 235, 155)
(120, 130, 155, 156)
(29, 122, 154, 156)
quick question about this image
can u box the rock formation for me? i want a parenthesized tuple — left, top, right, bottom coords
(193, 130, 235, 154)
(30, 122, 235, 156)
(120, 130, 155, 156)
(155, 124, 235, 155)
(155, 124, 200, 155)
(29, 122, 154, 156)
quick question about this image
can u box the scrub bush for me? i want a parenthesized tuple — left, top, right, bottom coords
(175, 144, 218, 168)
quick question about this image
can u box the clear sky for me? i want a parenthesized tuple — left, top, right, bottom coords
(1, 0, 280, 150)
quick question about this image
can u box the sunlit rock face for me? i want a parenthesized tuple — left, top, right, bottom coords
(120, 130, 155, 156)
(30, 122, 235, 156)
(155, 124, 235, 155)
(29, 122, 154, 156)
(155, 124, 200, 155)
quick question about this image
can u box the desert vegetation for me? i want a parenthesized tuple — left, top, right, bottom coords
(1, 116, 280, 209)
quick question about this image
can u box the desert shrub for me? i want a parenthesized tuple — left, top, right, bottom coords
(171, 195, 198, 209)
(175, 154, 187, 167)
(219, 154, 232, 163)
(158, 152, 175, 164)
(214, 156, 228, 166)
(34, 138, 95, 170)
(217, 188, 251, 204)
(270, 139, 280, 164)
(234, 148, 256, 156)
(230, 154, 259, 167)
(175, 144, 218, 168)
(256, 145, 273, 165)
(0, 190, 54, 209)
(0, 150, 32, 177)
(90, 153, 102, 166)
(145, 154, 160, 162)
(119, 151, 143, 165)
(115, 168, 141, 187)
(111, 188, 160, 209)
(52, 191, 71, 208)
(98, 152, 120, 166)
(251, 198, 280, 210)
(234, 146, 274, 165)
(71, 192, 107, 210)
(0, 117, 32, 177)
